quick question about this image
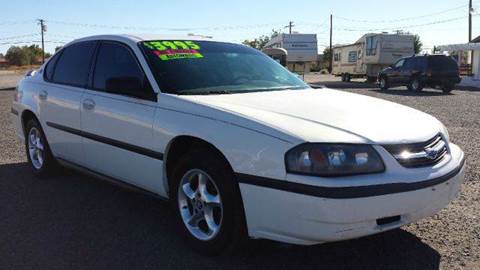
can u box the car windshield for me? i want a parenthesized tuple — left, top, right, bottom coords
(140, 40, 308, 95)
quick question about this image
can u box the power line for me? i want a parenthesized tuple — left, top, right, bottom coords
(47, 19, 286, 32)
(0, 33, 39, 41)
(0, 40, 66, 46)
(0, 19, 34, 26)
(335, 15, 477, 32)
(334, 4, 468, 23)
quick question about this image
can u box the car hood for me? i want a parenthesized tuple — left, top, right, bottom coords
(177, 88, 443, 144)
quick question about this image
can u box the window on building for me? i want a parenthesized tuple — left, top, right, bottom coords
(334, 52, 341, 62)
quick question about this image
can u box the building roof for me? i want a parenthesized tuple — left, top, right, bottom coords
(437, 43, 480, 51)
(472, 35, 480, 43)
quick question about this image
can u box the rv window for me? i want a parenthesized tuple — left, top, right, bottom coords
(348, 51, 357, 63)
(366, 36, 377, 56)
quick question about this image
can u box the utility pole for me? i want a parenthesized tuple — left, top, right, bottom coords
(469, 0, 473, 42)
(469, 0, 474, 75)
(286, 21, 294, 34)
(38, 19, 46, 64)
(329, 14, 333, 74)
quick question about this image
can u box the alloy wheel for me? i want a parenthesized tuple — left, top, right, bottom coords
(178, 169, 223, 241)
(28, 127, 44, 169)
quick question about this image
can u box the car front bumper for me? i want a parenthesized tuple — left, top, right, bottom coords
(238, 144, 465, 245)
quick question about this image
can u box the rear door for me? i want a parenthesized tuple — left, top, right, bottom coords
(40, 41, 96, 165)
(81, 41, 163, 194)
(398, 57, 414, 84)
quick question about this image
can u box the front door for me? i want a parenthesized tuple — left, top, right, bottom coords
(81, 41, 164, 194)
(389, 58, 406, 84)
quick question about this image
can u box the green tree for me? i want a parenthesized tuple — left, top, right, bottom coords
(5, 46, 29, 66)
(242, 30, 280, 50)
(414, 35, 423, 54)
(321, 47, 332, 70)
(5, 45, 44, 66)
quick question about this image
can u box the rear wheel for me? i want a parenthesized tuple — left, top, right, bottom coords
(344, 73, 351, 82)
(24, 119, 57, 177)
(341, 73, 346, 82)
(442, 82, 455, 94)
(408, 77, 424, 92)
(379, 76, 389, 90)
(171, 148, 247, 255)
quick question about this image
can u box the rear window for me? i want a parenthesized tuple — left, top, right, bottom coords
(428, 56, 458, 71)
(52, 41, 96, 87)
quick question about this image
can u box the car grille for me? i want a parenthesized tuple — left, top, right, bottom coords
(383, 134, 448, 168)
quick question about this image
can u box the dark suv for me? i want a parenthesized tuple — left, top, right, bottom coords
(378, 55, 461, 93)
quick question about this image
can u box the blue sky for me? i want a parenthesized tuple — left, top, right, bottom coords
(0, 0, 479, 54)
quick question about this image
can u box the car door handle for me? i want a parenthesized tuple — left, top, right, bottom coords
(82, 99, 96, 110)
(39, 90, 48, 100)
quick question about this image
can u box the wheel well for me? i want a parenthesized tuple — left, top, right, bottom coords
(21, 110, 38, 134)
(164, 136, 233, 191)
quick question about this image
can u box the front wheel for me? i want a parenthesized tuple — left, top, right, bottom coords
(171, 149, 247, 255)
(379, 76, 389, 90)
(24, 119, 57, 177)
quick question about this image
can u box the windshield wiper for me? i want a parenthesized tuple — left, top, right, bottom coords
(177, 90, 232, 95)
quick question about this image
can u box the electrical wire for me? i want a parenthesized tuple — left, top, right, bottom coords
(334, 4, 468, 23)
(335, 15, 477, 32)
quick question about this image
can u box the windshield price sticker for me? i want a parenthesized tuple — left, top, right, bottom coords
(144, 41, 203, 61)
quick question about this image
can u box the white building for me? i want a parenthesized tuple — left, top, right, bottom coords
(437, 36, 480, 88)
(264, 33, 318, 73)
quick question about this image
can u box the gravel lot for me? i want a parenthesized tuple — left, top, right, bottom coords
(0, 74, 479, 270)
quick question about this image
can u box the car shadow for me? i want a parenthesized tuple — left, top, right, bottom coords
(370, 88, 448, 97)
(0, 162, 440, 270)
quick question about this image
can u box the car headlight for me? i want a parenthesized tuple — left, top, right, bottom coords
(285, 144, 385, 176)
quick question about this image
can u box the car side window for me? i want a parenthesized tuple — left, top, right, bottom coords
(394, 59, 405, 69)
(92, 42, 154, 100)
(52, 41, 96, 87)
(44, 51, 62, 81)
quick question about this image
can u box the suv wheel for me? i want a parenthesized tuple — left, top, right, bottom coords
(379, 76, 389, 90)
(25, 119, 57, 177)
(408, 77, 424, 92)
(344, 73, 351, 82)
(442, 82, 455, 94)
(171, 149, 247, 255)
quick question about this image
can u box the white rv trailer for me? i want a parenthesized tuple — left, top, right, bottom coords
(332, 33, 415, 82)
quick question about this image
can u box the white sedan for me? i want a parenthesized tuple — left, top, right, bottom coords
(11, 34, 465, 254)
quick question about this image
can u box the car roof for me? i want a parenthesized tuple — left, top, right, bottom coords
(65, 34, 224, 47)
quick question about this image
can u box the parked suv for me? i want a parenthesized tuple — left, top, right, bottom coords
(378, 55, 461, 93)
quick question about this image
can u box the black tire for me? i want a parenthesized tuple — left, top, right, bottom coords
(170, 148, 247, 255)
(442, 82, 455, 94)
(345, 73, 351, 82)
(408, 77, 424, 92)
(379, 76, 389, 90)
(24, 118, 57, 177)
(341, 73, 346, 82)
